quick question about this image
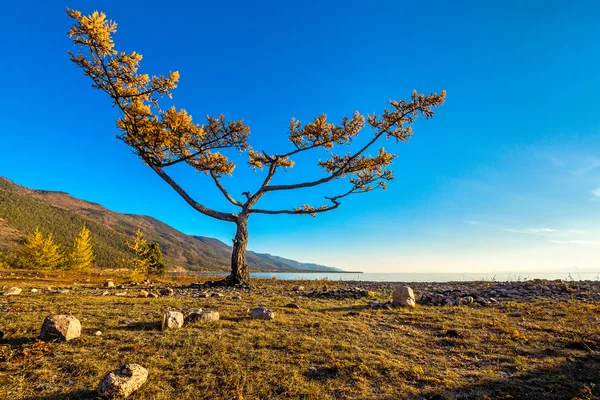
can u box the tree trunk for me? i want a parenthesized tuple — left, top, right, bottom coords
(229, 217, 250, 285)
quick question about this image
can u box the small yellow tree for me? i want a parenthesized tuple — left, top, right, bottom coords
(125, 229, 149, 282)
(69, 225, 95, 271)
(23, 227, 63, 270)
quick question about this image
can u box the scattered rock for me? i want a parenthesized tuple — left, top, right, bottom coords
(97, 363, 148, 398)
(159, 288, 174, 297)
(251, 306, 275, 320)
(94, 330, 102, 336)
(292, 285, 304, 292)
(40, 315, 81, 341)
(285, 303, 301, 309)
(3, 287, 22, 296)
(30, 288, 38, 293)
(189, 310, 220, 323)
(392, 286, 416, 308)
(162, 311, 184, 330)
(104, 281, 115, 289)
(508, 311, 523, 317)
(138, 290, 149, 298)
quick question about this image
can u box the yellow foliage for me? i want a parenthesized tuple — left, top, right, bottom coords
(23, 227, 63, 270)
(125, 229, 149, 282)
(69, 225, 94, 272)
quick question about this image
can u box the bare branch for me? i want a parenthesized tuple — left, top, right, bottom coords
(210, 172, 244, 207)
(146, 161, 237, 222)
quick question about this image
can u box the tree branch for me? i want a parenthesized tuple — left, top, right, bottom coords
(210, 172, 244, 207)
(145, 161, 237, 222)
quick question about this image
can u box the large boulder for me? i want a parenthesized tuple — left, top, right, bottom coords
(189, 310, 220, 323)
(97, 363, 148, 398)
(162, 311, 184, 330)
(392, 286, 415, 308)
(250, 306, 275, 320)
(40, 315, 81, 341)
(3, 287, 22, 296)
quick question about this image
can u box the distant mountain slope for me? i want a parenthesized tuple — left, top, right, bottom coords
(0, 177, 340, 272)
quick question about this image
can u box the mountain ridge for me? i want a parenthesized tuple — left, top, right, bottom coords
(0, 176, 341, 273)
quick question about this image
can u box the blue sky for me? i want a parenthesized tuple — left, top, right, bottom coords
(1, 1, 599, 272)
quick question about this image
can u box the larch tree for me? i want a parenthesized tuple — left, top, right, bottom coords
(23, 227, 63, 270)
(67, 9, 446, 285)
(69, 225, 95, 272)
(125, 229, 149, 282)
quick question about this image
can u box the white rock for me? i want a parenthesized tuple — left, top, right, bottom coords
(104, 281, 115, 289)
(3, 287, 22, 296)
(251, 306, 275, 320)
(30, 288, 38, 293)
(392, 286, 416, 308)
(94, 331, 102, 336)
(189, 310, 220, 323)
(40, 315, 81, 341)
(162, 311, 184, 330)
(97, 364, 148, 398)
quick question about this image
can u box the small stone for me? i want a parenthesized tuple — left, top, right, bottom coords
(189, 310, 220, 323)
(3, 287, 22, 296)
(101, 291, 110, 296)
(58, 289, 70, 294)
(162, 311, 184, 330)
(104, 281, 115, 289)
(211, 292, 224, 298)
(292, 285, 304, 292)
(30, 288, 38, 293)
(460, 296, 474, 305)
(159, 288, 174, 297)
(198, 292, 210, 298)
(285, 303, 301, 309)
(509, 311, 523, 317)
(115, 292, 127, 296)
(40, 315, 81, 341)
(97, 363, 148, 398)
(251, 306, 275, 320)
(392, 286, 415, 308)
(67, 380, 75, 386)
(94, 331, 102, 336)
(138, 290, 149, 298)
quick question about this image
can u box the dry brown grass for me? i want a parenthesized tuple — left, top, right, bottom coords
(0, 270, 599, 399)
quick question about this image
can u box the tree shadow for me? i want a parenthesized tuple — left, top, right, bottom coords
(22, 389, 97, 400)
(426, 352, 600, 400)
(0, 336, 36, 346)
(112, 321, 161, 331)
(318, 305, 371, 313)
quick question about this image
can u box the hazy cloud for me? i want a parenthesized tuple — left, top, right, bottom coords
(550, 239, 600, 246)
(593, 187, 600, 197)
(573, 158, 600, 176)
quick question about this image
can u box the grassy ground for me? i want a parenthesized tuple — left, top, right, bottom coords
(0, 270, 599, 399)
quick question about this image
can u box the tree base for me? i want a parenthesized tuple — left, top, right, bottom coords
(207, 274, 251, 288)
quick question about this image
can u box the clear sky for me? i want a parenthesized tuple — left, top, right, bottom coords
(1, 1, 599, 273)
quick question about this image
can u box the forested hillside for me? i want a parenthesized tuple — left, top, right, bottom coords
(0, 177, 339, 272)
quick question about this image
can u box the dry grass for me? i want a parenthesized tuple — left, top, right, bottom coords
(0, 270, 599, 399)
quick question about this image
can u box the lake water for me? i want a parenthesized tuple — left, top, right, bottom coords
(196, 271, 600, 282)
